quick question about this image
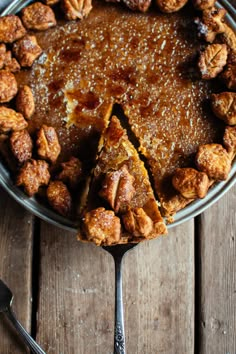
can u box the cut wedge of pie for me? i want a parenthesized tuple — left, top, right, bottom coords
(78, 116, 167, 245)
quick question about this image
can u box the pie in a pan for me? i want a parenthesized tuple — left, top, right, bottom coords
(0, 0, 235, 245)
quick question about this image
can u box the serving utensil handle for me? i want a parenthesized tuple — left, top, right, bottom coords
(114, 255, 126, 354)
(5, 307, 46, 354)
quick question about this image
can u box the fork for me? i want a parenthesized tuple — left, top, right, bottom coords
(0, 278, 46, 354)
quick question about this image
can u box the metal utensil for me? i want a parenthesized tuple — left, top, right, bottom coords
(103, 243, 138, 354)
(0, 279, 46, 354)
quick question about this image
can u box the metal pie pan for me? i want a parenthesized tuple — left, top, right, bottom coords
(0, 0, 235, 233)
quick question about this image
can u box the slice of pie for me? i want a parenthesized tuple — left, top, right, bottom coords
(78, 116, 167, 245)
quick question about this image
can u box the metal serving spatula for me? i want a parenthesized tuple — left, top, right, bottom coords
(0, 278, 46, 354)
(103, 243, 138, 354)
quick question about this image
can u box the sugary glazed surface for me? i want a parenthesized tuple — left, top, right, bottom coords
(15, 0, 224, 206)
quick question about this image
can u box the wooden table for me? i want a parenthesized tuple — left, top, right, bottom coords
(0, 0, 236, 351)
(0, 183, 235, 354)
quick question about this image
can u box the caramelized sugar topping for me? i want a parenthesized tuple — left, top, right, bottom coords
(15, 1, 223, 200)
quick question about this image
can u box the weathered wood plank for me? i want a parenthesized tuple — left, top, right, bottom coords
(37, 219, 194, 353)
(0, 188, 34, 354)
(198, 184, 236, 354)
(124, 220, 195, 354)
(37, 222, 114, 354)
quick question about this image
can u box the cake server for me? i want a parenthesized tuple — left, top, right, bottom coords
(103, 244, 137, 354)
(0, 278, 46, 354)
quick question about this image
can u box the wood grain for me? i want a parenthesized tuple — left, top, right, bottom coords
(123, 221, 195, 354)
(37, 222, 114, 354)
(0, 188, 34, 354)
(37, 219, 194, 354)
(198, 184, 236, 354)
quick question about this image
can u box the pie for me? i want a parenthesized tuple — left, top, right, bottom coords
(0, 0, 235, 245)
(78, 116, 167, 245)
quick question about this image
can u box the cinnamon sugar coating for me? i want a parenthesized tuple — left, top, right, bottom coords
(61, 0, 92, 20)
(13, 35, 42, 67)
(122, 207, 153, 237)
(211, 92, 236, 126)
(0, 15, 26, 43)
(221, 54, 236, 91)
(16, 159, 50, 196)
(123, 0, 151, 12)
(43, 0, 60, 5)
(161, 194, 193, 217)
(192, 0, 215, 10)
(36, 125, 61, 163)
(47, 181, 72, 216)
(172, 167, 209, 199)
(99, 165, 135, 213)
(4, 52, 21, 73)
(195, 7, 226, 43)
(198, 44, 228, 79)
(156, 0, 188, 13)
(21, 2, 57, 31)
(82, 207, 121, 246)
(16, 85, 35, 120)
(57, 157, 83, 189)
(196, 143, 231, 180)
(0, 107, 27, 133)
(220, 24, 236, 54)
(0, 46, 20, 73)
(0, 70, 18, 103)
(223, 126, 236, 161)
(10, 130, 33, 165)
(0, 44, 6, 69)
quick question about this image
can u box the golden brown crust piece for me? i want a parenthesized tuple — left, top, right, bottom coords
(172, 167, 209, 199)
(10, 130, 33, 165)
(21, 2, 57, 31)
(0, 44, 6, 69)
(47, 181, 72, 216)
(223, 125, 236, 161)
(161, 193, 193, 217)
(0, 46, 21, 73)
(211, 92, 236, 126)
(4, 53, 21, 73)
(0, 107, 27, 133)
(99, 165, 135, 213)
(61, 0, 93, 20)
(122, 207, 153, 237)
(16, 85, 35, 120)
(123, 0, 151, 12)
(13, 35, 42, 68)
(57, 157, 83, 189)
(156, 0, 188, 13)
(0, 15, 26, 44)
(192, 0, 215, 10)
(196, 143, 231, 180)
(220, 24, 236, 54)
(195, 7, 226, 43)
(43, 0, 60, 5)
(82, 207, 121, 246)
(221, 57, 236, 91)
(0, 70, 18, 103)
(36, 125, 61, 164)
(198, 44, 228, 79)
(16, 159, 50, 196)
